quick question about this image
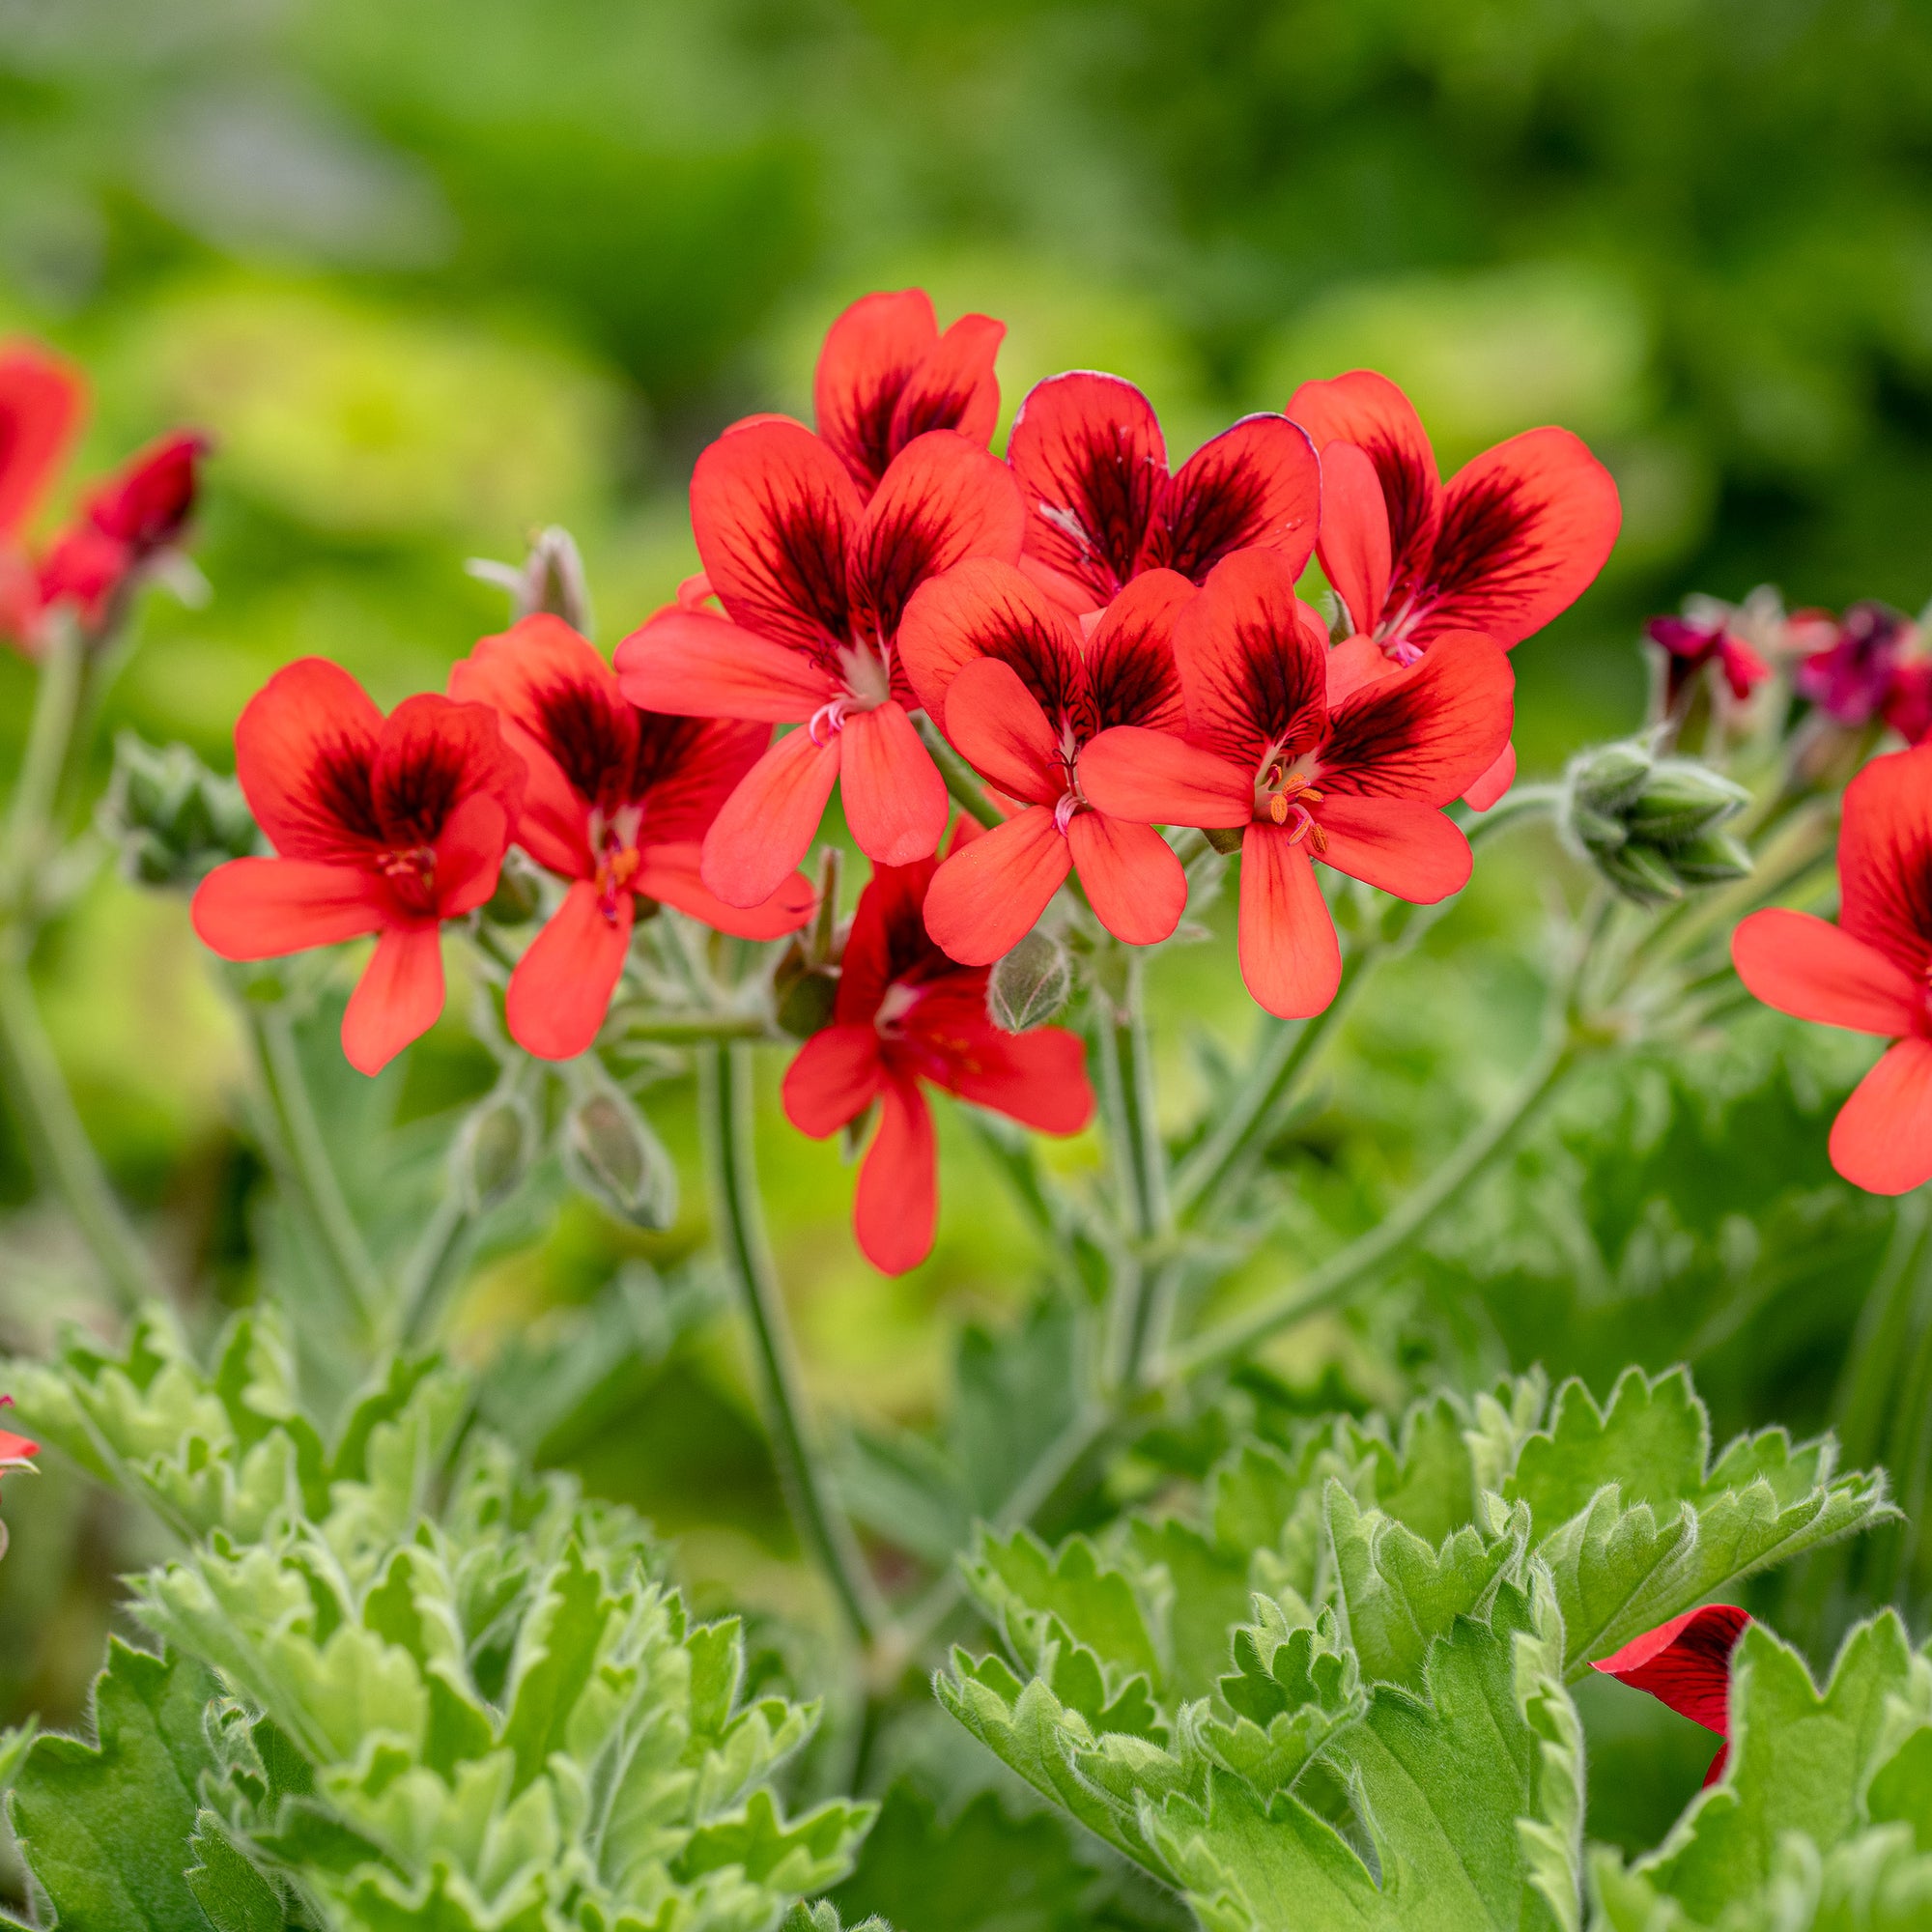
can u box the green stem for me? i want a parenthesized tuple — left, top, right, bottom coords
(915, 715, 1001, 830)
(398, 1192, 474, 1349)
(615, 1010, 770, 1044)
(698, 1043, 886, 1645)
(1096, 956, 1172, 1387)
(1876, 1245, 1932, 1601)
(3, 616, 85, 906)
(1834, 1195, 1931, 1468)
(1461, 782, 1562, 844)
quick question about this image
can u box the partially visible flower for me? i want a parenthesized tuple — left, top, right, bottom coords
(1080, 549, 1514, 1019)
(1645, 612, 1772, 707)
(1795, 601, 1915, 726)
(1732, 744, 1932, 1193)
(781, 839, 1094, 1273)
(450, 614, 813, 1060)
(614, 421, 1023, 906)
(813, 289, 1005, 497)
(1592, 1604, 1750, 1786)
(0, 1398, 37, 1562)
(1006, 372, 1320, 614)
(192, 661, 526, 1074)
(1885, 661, 1932, 747)
(899, 559, 1195, 963)
(0, 342, 85, 647)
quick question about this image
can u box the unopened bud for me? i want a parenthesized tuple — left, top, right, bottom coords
(466, 526, 593, 636)
(564, 1081, 676, 1229)
(99, 732, 257, 889)
(1667, 829, 1754, 887)
(456, 1087, 536, 1213)
(481, 850, 541, 926)
(1570, 740, 1653, 815)
(1621, 762, 1750, 844)
(1598, 842, 1685, 907)
(773, 945, 839, 1038)
(1204, 825, 1246, 856)
(1561, 737, 1754, 907)
(988, 929, 1072, 1033)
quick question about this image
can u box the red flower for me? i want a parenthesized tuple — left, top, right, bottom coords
(1646, 613, 1772, 706)
(814, 289, 1004, 497)
(1080, 549, 1513, 1019)
(1885, 662, 1932, 748)
(192, 661, 526, 1075)
(781, 840, 1094, 1273)
(0, 342, 85, 647)
(1592, 1604, 1750, 1786)
(613, 421, 1024, 906)
(1006, 371, 1320, 615)
(1733, 744, 1932, 1193)
(0, 1397, 38, 1482)
(898, 560, 1195, 962)
(1795, 601, 1915, 727)
(450, 614, 814, 1061)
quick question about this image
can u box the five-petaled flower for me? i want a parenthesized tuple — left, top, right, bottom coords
(1289, 369, 1619, 807)
(1007, 371, 1320, 615)
(899, 559, 1195, 963)
(614, 419, 1024, 907)
(451, 614, 814, 1061)
(1646, 613, 1771, 707)
(813, 288, 1005, 497)
(781, 838, 1094, 1273)
(1081, 549, 1514, 1019)
(1592, 1604, 1750, 1786)
(192, 660, 526, 1075)
(1733, 744, 1932, 1193)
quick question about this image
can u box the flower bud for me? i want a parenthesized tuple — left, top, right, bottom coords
(480, 850, 542, 926)
(564, 1081, 677, 1229)
(467, 526, 593, 636)
(1621, 762, 1750, 845)
(1559, 737, 1753, 906)
(773, 945, 839, 1038)
(455, 1086, 537, 1213)
(1666, 829, 1754, 887)
(99, 732, 257, 889)
(988, 929, 1072, 1032)
(1569, 740, 1653, 816)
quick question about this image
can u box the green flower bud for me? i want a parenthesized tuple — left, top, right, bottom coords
(1560, 737, 1754, 905)
(564, 1082, 676, 1229)
(99, 733, 258, 890)
(987, 929, 1072, 1032)
(1622, 761, 1751, 844)
(1569, 739, 1654, 814)
(467, 526, 593, 636)
(773, 947, 839, 1038)
(456, 1088, 537, 1213)
(1567, 803, 1629, 855)
(1598, 841, 1686, 907)
(1667, 829, 1754, 886)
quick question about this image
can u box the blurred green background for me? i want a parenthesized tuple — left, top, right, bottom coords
(1, 0, 1930, 1882)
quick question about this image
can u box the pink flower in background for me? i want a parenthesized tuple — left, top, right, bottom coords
(1646, 613, 1771, 706)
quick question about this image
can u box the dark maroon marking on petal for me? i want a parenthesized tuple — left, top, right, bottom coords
(1087, 622, 1183, 734)
(1144, 457, 1272, 583)
(1415, 470, 1541, 620)
(374, 736, 469, 847)
(958, 584, 1093, 737)
(1039, 430, 1162, 601)
(627, 711, 711, 801)
(533, 674, 635, 810)
(850, 506, 952, 644)
(310, 741, 384, 845)
(1203, 613, 1325, 758)
(894, 382, 976, 448)
(846, 371, 914, 494)
(1318, 675, 1457, 799)
(758, 480, 852, 660)
(1366, 433, 1438, 586)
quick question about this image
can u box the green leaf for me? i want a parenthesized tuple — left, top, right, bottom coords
(184, 1811, 289, 1932)
(964, 1528, 1162, 1688)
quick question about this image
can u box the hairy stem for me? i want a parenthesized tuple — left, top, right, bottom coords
(1097, 955, 1173, 1387)
(698, 1043, 886, 1645)
(915, 715, 1002, 830)
(3, 617, 85, 904)
(398, 1192, 475, 1349)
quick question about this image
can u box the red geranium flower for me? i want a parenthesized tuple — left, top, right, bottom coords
(1006, 371, 1320, 615)
(781, 838, 1094, 1273)
(0, 342, 85, 646)
(1080, 549, 1513, 1019)
(192, 661, 526, 1075)
(898, 560, 1195, 963)
(450, 614, 814, 1061)
(1289, 370, 1620, 808)
(814, 289, 1004, 497)
(1592, 1604, 1750, 1786)
(1733, 744, 1932, 1193)
(1794, 601, 1915, 727)
(1646, 613, 1771, 706)
(613, 421, 1023, 906)
(0, 1397, 38, 1483)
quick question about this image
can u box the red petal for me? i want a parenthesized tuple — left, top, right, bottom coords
(633, 842, 814, 939)
(1316, 441, 1392, 637)
(814, 288, 942, 492)
(80, 431, 206, 550)
(897, 555, 1087, 734)
(1148, 414, 1321, 584)
(1832, 1037, 1932, 1195)
(1839, 745, 1932, 979)
(235, 658, 384, 863)
(432, 792, 514, 917)
(632, 718, 777, 846)
(1315, 796, 1470, 902)
(1324, 633, 1400, 708)
(1083, 568, 1192, 734)
(613, 607, 835, 724)
(838, 699, 950, 866)
(1287, 370, 1443, 577)
(836, 857, 947, 1024)
(938, 657, 1063, 805)
(504, 879, 633, 1061)
(1462, 740, 1517, 811)
(927, 1020, 1094, 1133)
(1238, 824, 1342, 1018)
(1007, 372, 1165, 611)
(1078, 725, 1250, 829)
(854, 1075, 939, 1274)
(891, 314, 1005, 459)
(371, 693, 525, 852)
(847, 430, 1025, 646)
(1319, 629, 1515, 806)
(700, 726, 843, 907)
(781, 1023, 884, 1136)
(1421, 427, 1622, 648)
(922, 807, 1071, 966)
(0, 342, 84, 540)
(0, 1427, 37, 1466)
(1174, 548, 1327, 767)
(1591, 1605, 1749, 1737)
(342, 925, 445, 1075)
(1067, 813, 1186, 946)
(1731, 909, 1921, 1037)
(691, 418, 861, 654)
(192, 858, 386, 958)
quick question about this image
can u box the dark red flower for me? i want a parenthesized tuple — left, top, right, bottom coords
(1646, 613, 1772, 706)
(36, 431, 209, 629)
(1592, 1605, 1750, 1785)
(1885, 662, 1932, 747)
(1006, 372, 1320, 615)
(1796, 601, 1915, 727)
(814, 289, 1005, 497)
(1733, 744, 1932, 1194)
(898, 560, 1194, 962)
(781, 839, 1094, 1273)
(613, 421, 1024, 906)
(450, 614, 814, 1060)
(1080, 549, 1513, 1019)
(193, 661, 526, 1074)
(0, 342, 85, 648)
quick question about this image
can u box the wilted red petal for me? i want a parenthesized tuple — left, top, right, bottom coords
(929, 1019, 1094, 1133)
(505, 880, 633, 1061)
(342, 924, 444, 1075)
(839, 699, 950, 866)
(1008, 372, 1166, 611)
(1316, 441, 1393, 638)
(192, 858, 387, 958)
(939, 657, 1064, 805)
(0, 342, 84, 540)
(614, 606, 837, 724)
(700, 727, 843, 908)
(814, 289, 944, 492)
(1239, 823, 1342, 1018)
(782, 1023, 885, 1136)
(1288, 371, 1442, 576)
(1463, 739, 1517, 811)
(1067, 812, 1186, 946)
(922, 807, 1072, 966)
(1175, 549, 1328, 768)
(1592, 1605, 1749, 1741)
(1832, 1037, 1932, 1195)
(854, 1075, 939, 1273)
(891, 314, 1004, 460)
(1315, 796, 1471, 903)
(634, 842, 813, 940)
(1149, 413, 1320, 584)
(1732, 909, 1922, 1037)
(897, 555, 1087, 732)
(1078, 725, 1250, 829)
(234, 658, 385, 863)
(1839, 745, 1932, 980)
(1084, 568, 1192, 734)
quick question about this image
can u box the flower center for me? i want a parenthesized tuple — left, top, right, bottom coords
(876, 981, 921, 1037)
(590, 807, 645, 921)
(379, 844, 438, 913)
(1255, 757, 1327, 852)
(810, 641, 895, 743)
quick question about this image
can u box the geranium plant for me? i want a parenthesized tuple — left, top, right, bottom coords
(0, 298, 1924, 1930)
